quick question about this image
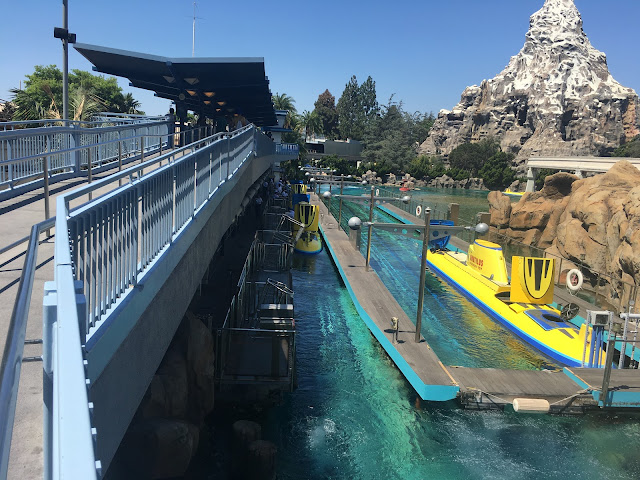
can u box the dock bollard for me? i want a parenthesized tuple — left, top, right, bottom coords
(348, 216, 362, 251)
(391, 317, 399, 344)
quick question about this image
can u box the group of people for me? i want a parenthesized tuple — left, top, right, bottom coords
(253, 177, 293, 223)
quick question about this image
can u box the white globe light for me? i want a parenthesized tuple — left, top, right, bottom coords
(348, 217, 362, 230)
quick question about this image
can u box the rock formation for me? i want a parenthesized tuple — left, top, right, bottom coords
(489, 161, 640, 307)
(420, 0, 640, 165)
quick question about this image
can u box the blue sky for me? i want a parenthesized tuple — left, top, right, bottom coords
(1, 1, 638, 117)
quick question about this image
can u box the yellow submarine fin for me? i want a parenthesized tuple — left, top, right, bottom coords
(510, 256, 555, 304)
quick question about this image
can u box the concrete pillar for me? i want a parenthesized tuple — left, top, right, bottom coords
(525, 167, 537, 193)
(349, 227, 362, 251)
(448, 203, 460, 225)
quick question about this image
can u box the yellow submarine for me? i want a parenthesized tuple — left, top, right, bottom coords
(426, 239, 603, 367)
(292, 202, 322, 254)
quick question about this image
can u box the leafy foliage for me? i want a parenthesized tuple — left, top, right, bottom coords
(337, 76, 365, 140)
(448, 139, 500, 177)
(10, 65, 144, 120)
(478, 151, 516, 190)
(321, 154, 359, 176)
(361, 97, 435, 176)
(313, 90, 338, 139)
(407, 155, 446, 180)
(612, 135, 640, 158)
(272, 92, 297, 129)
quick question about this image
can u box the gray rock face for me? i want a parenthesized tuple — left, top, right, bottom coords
(420, 0, 640, 165)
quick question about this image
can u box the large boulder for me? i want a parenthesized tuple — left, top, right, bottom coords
(184, 313, 216, 423)
(121, 419, 199, 479)
(141, 346, 188, 420)
(487, 191, 512, 229)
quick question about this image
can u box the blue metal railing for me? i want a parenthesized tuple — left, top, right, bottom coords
(0, 123, 286, 478)
(60, 126, 256, 339)
(276, 142, 299, 155)
(0, 118, 172, 191)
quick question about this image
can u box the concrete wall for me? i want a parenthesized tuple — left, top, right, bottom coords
(88, 153, 281, 472)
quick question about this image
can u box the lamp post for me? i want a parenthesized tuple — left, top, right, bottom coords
(54, 0, 76, 124)
(415, 208, 431, 342)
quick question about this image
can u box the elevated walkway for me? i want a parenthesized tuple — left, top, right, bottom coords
(0, 122, 298, 478)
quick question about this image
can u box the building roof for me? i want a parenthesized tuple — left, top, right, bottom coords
(74, 43, 276, 126)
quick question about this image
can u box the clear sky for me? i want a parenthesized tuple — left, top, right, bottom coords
(1, 0, 638, 117)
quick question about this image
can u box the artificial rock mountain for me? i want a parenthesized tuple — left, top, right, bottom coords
(420, 0, 640, 165)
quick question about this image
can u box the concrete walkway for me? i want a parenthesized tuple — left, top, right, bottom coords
(0, 147, 189, 478)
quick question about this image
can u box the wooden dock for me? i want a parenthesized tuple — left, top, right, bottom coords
(313, 195, 459, 401)
(313, 195, 640, 412)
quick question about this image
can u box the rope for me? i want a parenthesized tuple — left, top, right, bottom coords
(549, 388, 592, 406)
(465, 387, 513, 406)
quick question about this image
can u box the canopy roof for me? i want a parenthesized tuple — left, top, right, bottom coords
(74, 43, 276, 126)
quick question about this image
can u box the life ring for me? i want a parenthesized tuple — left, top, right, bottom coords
(566, 269, 583, 291)
(375, 188, 380, 197)
(416, 205, 423, 217)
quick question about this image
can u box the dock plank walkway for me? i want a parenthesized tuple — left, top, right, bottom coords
(312, 194, 459, 401)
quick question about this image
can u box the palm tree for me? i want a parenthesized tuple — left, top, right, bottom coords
(122, 93, 144, 114)
(272, 92, 297, 129)
(69, 86, 105, 121)
(300, 110, 322, 141)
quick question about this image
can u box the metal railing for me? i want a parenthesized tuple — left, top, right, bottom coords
(0, 124, 280, 478)
(62, 126, 255, 336)
(275, 143, 299, 155)
(0, 218, 55, 480)
(364, 186, 639, 315)
(215, 233, 295, 390)
(0, 118, 171, 191)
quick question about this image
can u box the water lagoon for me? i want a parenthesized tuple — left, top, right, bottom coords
(260, 187, 640, 479)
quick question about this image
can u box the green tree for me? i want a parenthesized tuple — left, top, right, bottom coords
(337, 75, 364, 140)
(408, 155, 446, 180)
(359, 76, 379, 124)
(448, 139, 500, 177)
(272, 92, 297, 128)
(299, 110, 321, 141)
(11, 65, 144, 120)
(478, 151, 516, 190)
(612, 135, 640, 158)
(321, 154, 358, 176)
(313, 89, 338, 139)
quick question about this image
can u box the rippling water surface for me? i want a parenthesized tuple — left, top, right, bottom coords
(262, 187, 640, 479)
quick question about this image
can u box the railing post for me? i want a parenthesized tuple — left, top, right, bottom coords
(43, 151, 51, 236)
(87, 148, 93, 202)
(71, 124, 81, 174)
(366, 186, 374, 271)
(140, 136, 145, 164)
(226, 135, 231, 180)
(416, 208, 431, 343)
(118, 140, 123, 187)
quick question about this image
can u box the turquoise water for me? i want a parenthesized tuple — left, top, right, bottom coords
(266, 250, 640, 479)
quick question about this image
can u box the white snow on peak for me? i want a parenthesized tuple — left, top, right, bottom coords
(484, 0, 635, 115)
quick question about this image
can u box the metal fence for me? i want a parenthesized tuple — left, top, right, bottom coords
(0, 123, 280, 479)
(63, 126, 256, 336)
(216, 232, 295, 390)
(351, 186, 639, 315)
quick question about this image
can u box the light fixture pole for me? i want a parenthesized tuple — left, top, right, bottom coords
(62, 0, 69, 123)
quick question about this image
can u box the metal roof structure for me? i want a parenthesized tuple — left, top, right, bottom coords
(74, 43, 276, 126)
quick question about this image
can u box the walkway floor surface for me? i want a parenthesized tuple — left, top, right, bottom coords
(0, 147, 190, 478)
